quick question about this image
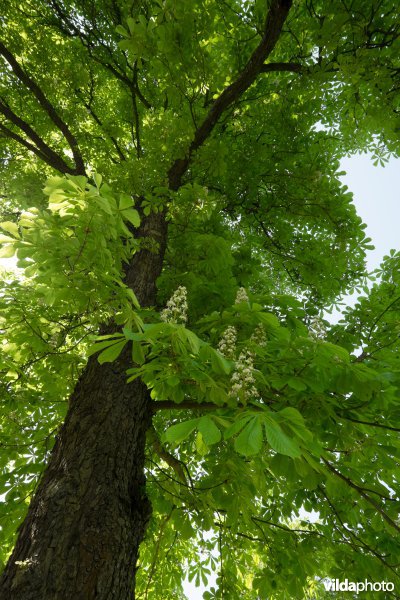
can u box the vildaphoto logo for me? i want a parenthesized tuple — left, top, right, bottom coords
(323, 579, 394, 593)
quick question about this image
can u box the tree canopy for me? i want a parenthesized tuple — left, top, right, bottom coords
(0, 1, 400, 598)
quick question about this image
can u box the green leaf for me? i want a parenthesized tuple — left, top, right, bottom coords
(181, 328, 201, 354)
(97, 339, 127, 364)
(86, 336, 124, 356)
(224, 415, 252, 440)
(210, 349, 231, 374)
(0, 245, 16, 258)
(278, 407, 306, 427)
(264, 417, 301, 458)
(257, 312, 279, 328)
(0, 222, 20, 238)
(165, 419, 199, 444)
(115, 24, 129, 37)
(66, 174, 87, 190)
(121, 208, 140, 227)
(195, 431, 209, 456)
(234, 416, 263, 456)
(287, 378, 307, 391)
(0, 234, 18, 244)
(131, 342, 146, 365)
(122, 327, 143, 341)
(93, 173, 103, 188)
(119, 193, 133, 210)
(95, 196, 113, 215)
(197, 416, 221, 445)
(126, 288, 140, 309)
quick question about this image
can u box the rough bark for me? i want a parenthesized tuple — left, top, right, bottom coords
(0, 212, 167, 600)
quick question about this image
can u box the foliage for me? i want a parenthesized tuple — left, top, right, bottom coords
(1, 0, 400, 598)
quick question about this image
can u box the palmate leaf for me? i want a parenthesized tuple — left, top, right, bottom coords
(0, 234, 17, 244)
(164, 419, 199, 444)
(121, 208, 140, 227)
(234, 416, 263, 456)
(223, 415, 253, 440)
(87, 335, 127, 364)
(199, 344, 232, 374)
(264, 416, 301, 458)
(197, 416, 221, 445)
(0, 221, 20, 238)
(224, 410, 303, 458)
(97, 340, 127, 364)
(119, 193, 133, 210)
(86, 335, 125, 356)
(0, 244, 15, 258)
(164, 416, 222, 447)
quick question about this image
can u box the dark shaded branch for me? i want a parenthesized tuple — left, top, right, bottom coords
(319, 486, 400, 580)
(133, 63, 152, 110)
(214, 520, 264, 543)
(151, 400, 223, 412)
(48, 0, 152, 109)
(131, 76, 142, 158)
(366, 295, 400, 342)
(0, 41, 85, 174)
(75, 88, 126, 161)
(0, 103, 80, 174)
(150, 400, 270, 412)
(0, 122, 51, 164)
(322, 459, 400, 533)
(167, 0, 293, 190)
(260, 61, 304, 73)
(323, 459, 395, 501)
(339, 413, 400, 433)
(143, 507, 174, 600)
(251, 515, 324, 536)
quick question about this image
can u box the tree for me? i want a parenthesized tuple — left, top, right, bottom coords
(0, 0, 399, 598)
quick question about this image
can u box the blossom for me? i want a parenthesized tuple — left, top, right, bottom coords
(235, 287, 249, 304)
(229, 348, 258, 404)
(251, 323, 267, 347)
(218, 325, 237, 359)
(160, 286, 188, 324)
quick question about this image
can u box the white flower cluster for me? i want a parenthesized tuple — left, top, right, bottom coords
(160, 286, 188, 324)
(218, 325, 237, 359)
(229, 349, 258, 404)
(235, 287, 249, 304)
(251, 323, 267, 347)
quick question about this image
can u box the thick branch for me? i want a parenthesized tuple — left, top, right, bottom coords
(0, 101, 80, 174)
(0, 41, 85, 175)
(167, 0, 293, 190)
(0, 122, 50, 163)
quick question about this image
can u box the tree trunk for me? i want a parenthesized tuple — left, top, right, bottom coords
(0, 212, 167, 600)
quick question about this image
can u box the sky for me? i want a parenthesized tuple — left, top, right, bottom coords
(340, 153, 399, 273)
